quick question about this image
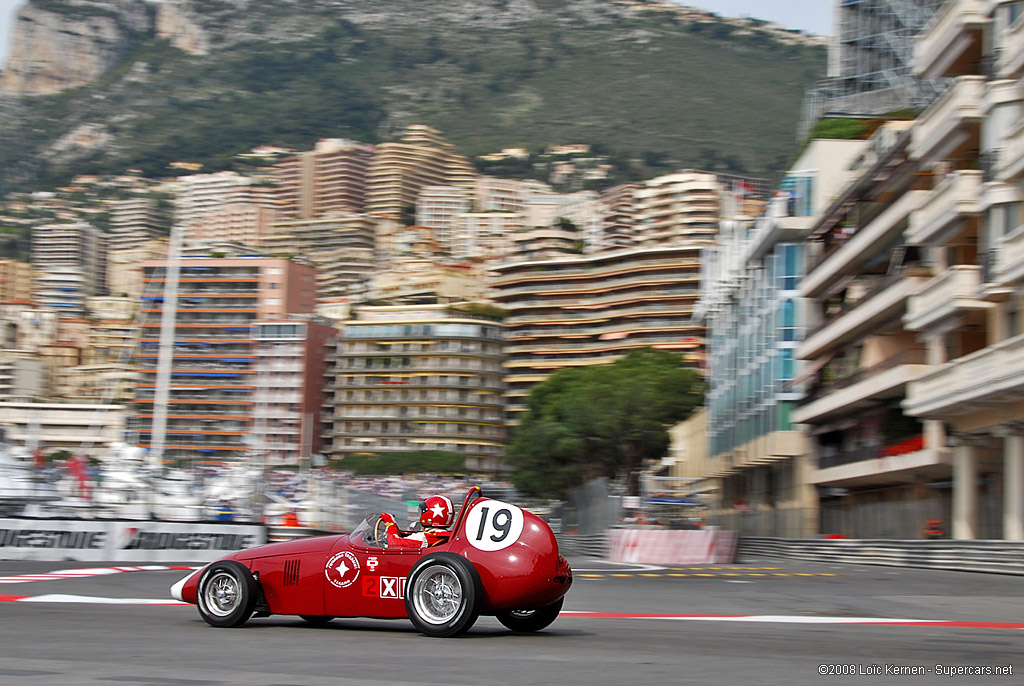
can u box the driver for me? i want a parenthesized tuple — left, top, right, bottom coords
(379, 495, 454, 548)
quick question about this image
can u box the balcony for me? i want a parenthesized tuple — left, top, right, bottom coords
(904, 265, 991, 332)
(908, 76, 985, 163)
(907, 170, 982, 245)
(810, 446, 951, 488)
(802, 191, 927, 298)
(912, 0, 987, 79)
(799, 275, 928, 360)
(906, 332, 1024, 419)
(792, 361, 929, 424)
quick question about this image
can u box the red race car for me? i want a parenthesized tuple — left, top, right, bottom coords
(170, 487, 572, 637)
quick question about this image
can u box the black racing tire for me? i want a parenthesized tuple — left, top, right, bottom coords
(299, 615, 335, 625)
(196, 560, 258, 628)
(496, 596, 564, 633)
(404, 553, 482, 638)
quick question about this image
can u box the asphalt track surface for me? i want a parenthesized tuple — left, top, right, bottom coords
(1, 555, 1022, 686)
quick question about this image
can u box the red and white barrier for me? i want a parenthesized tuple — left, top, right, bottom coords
(607, 529, 737, 565)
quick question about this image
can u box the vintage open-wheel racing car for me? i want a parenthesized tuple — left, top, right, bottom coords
(170, 487, 572, 637)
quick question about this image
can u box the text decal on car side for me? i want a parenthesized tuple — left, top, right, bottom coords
(325, 551, 360, 588)
(464, 500, 525, 552)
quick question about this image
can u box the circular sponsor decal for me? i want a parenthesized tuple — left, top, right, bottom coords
(464, 499, 524, 552)
(325, 551, 360, 588)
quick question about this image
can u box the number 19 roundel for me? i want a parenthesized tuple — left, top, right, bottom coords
(464, 500, 525, 551)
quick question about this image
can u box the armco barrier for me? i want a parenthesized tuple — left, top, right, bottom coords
(739, 537, 1024, 575)
(607, 529, 738, 565)
(556, 533, 608, 558)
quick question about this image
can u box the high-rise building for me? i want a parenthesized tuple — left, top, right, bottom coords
(263, 215, 377, 297)
(107, 197, 167, 252)
(272, 138, 376, 219)
(366, 125, 477, 218)
(490, 245, 709, 419)
(595, 184, 638, 253)
(130, 255, 319, 465)
(325, 303, 506, 472)
(31, 222, 106, 313)
(175, 171, 277, 247)
(633, 171, 720, 247)
(899, 0, 1024, 540)
(697, 135, 872, 538)
(251, 317, 336, 466)
(416, 186, 472, 254)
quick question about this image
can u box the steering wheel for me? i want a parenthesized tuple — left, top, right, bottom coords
(374, 516, 388, 548)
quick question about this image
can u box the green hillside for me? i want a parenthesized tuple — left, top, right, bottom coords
(0, 1, 825, 193)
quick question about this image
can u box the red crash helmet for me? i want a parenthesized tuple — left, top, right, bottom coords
(419, 495, 454, 528)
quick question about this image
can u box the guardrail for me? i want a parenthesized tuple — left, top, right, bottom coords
(739, 537, 1024, 576)
(556, 533, 608, 558)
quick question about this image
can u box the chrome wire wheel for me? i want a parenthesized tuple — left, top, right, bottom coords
(411, 564, 463, 625)
(203, 570, 241, 617)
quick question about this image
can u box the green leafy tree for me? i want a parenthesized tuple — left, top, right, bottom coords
(506, 348, 704, 497)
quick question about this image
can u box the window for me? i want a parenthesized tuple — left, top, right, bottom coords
(985, 202, 1021, 249)
(778, 244, 802, 291)
(778, 299, 798, 342)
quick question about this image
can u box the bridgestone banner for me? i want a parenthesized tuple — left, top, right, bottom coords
(0, 519, 267, 562)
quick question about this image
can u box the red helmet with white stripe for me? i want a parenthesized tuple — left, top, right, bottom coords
(419, 495, 454, 528)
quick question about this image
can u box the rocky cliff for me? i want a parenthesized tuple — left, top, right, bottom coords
(0, 0, 151, 96)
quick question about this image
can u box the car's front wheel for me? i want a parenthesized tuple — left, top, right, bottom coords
(405, 553, 481, 637)
(496, 596, 564, 632)
(196, 560, 257, 628)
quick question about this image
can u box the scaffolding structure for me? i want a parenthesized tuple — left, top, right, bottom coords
(799, 0, 949, 140)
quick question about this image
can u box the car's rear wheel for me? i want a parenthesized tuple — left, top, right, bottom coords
(496, 596, 564, 632)
(196, 560, 257, 628)
(405, 553, 481, 637)
(299, 615, 335, 625)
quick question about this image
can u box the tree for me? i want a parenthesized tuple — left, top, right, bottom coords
(506, 348, 704, 498)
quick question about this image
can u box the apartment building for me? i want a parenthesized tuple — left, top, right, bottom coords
(130, 255, 319, 465)
(107, 238, 168, 300)
(416, 186, 472, 254)
(790, 115, 946, 539)
(595, 184, 638, 253)
(0, 303, 58, 352)
(455, 211, 524, 261)
(31, 222, 106, 314)
(0, 258, 33, 302)
(511, 227, 582, 261)
(251, 317, 336, 466)
(365, 125, 477, 218)
(370, 260, 484, 304)
(0, 401, 126, 456)
(898, 0, 1024, 540)
(490, 244, 708, 418)
(272, 138, 375, 218)
(326, 304, 507, 472)
(633, 171, 720, 247)
(175, 171, 277, 247)
(107, 197, 167, 251)
(263, 215, 377, 297)
(698, 137, 871, 537)
(0, 356, 44, 401)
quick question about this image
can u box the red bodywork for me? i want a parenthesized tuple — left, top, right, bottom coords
(175, 489, 572, 620)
